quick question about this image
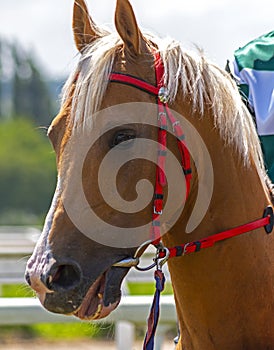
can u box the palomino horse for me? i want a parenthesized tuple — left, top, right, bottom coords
(26, 0, 274, 349)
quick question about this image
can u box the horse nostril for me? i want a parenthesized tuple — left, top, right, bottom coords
(42, 263, 82, 292)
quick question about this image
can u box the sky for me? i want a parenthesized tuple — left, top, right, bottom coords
(0, 0, 274, 79)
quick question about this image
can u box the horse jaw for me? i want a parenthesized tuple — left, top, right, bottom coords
(73, 267, 124, 320)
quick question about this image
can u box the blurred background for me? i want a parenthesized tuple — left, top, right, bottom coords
(0, 0, 273, 348)
(0, 0, 273, 226)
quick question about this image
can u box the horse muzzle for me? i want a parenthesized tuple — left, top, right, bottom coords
(25, 257, 84, 313)
(25, 254, 127, 319)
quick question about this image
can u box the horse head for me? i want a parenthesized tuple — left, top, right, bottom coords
(25, 0, 166, 320)
(25, 2, 274, 347)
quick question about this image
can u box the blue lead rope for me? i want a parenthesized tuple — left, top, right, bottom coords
(143, 269, 166, 350)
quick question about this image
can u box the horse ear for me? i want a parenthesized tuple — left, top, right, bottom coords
(115, 0, 142, 55)
(73, 0, 100, 52)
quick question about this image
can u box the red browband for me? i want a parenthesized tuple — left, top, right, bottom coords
(110, 73, 159, 96)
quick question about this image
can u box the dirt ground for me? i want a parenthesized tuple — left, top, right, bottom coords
(0, 339, 176, 350)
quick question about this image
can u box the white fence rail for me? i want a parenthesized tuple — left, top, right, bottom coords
(0, 227, 177, 350)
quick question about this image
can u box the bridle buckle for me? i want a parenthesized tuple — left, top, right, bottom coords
(172, 120, 180, 132)
(154, 206, 163, 215)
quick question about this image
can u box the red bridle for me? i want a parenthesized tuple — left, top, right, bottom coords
(110, 51, 273, 350)
(109, 52, 273, 259)
(110, 52, 192, 247)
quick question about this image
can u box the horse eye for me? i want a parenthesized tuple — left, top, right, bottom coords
(110, 130, 136, 148)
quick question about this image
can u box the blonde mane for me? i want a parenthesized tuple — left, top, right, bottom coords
(62, 31, 267, 181)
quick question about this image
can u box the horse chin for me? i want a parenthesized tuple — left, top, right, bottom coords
(74, 270, 120, 320)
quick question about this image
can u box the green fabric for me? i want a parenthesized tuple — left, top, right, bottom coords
(233, 32, 274, 182)
(235, 31, 274, 71)
(260, 135, 274, 182)
(238, 83, 249, 101)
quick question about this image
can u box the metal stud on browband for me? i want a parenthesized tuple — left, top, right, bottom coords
(158, 87, 169, 103)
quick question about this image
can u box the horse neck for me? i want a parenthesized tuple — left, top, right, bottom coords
(166, 99, 271, 241)
(162, 101, 274, 349)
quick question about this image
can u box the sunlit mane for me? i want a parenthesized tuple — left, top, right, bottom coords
(62, 31, 266, 178)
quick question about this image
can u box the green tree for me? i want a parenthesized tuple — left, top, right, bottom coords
(0, 118, 56, 224)
(0, 38, 58, 125)
(0, 40, 2, 117)
(11, 43, 54, 126)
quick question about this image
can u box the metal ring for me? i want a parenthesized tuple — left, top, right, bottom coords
(133, 240, 152, 259)
(155, 246, 170, 270)
(134, 261, 157, 272)
(132, 242, 170, 272)
(133, 241, 157, 271)
(182, 243, 190, 256)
